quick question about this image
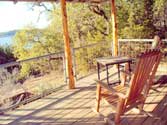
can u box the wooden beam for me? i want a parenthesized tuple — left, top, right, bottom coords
(1, 0, 108, 3)
(60, 0, 75, 89)
(111, 0, 118, 56)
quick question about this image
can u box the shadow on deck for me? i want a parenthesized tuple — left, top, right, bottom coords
(0, 70, 167, 125)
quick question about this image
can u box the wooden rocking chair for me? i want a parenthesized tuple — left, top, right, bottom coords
(95, 49, 162, 124)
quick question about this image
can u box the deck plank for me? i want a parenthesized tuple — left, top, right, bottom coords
(128, 85, 166, 125)
(142, 84, 167, 125)
(0, 68, 167, 125)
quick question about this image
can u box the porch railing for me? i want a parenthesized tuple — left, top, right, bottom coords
(73, 39, 167, 80)
(0, 39, 166, 111)
(0, 51, 66, 111)
(118, 39, 167, 57)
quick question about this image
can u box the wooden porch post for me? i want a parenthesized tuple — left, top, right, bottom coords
(60, 0, 75, 89)
(111, 0, 118, 56)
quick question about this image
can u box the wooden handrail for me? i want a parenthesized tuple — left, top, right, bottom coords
(0, 51, 64, 68)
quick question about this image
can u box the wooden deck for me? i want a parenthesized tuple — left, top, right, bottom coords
(0, 67, 167, 125)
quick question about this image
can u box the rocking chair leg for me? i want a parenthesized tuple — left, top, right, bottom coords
(115, 98, 125, 123)
(96, 99, 100, 112)
(120, 63, 129, 86)
(115, 113, 121, 123)
(138, 103, 144, 113)
(96, 84, 101, 112)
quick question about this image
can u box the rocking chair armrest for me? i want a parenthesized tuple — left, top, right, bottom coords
(95, 79, 127, 99)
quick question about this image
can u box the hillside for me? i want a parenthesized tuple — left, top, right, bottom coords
(0, 30, 18, 38)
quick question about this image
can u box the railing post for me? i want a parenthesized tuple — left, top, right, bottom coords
(111, 41, 113, 56)
(62, 53, 67, 84)
(71, 47, 77, 81)
(118, 39, 120, 56)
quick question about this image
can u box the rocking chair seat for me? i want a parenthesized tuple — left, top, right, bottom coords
(99, 82, 144, 111)
(101, 85, 128, 106)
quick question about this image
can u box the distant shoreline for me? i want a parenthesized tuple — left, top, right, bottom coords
(0, 30, 17, 46)
(0, 30, 17, 38)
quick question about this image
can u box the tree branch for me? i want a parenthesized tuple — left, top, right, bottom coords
(88, 4, 109, 21)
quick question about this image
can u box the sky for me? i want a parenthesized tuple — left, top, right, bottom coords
(0, 2, 50, 33)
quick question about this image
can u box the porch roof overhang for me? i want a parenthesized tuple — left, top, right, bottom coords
(1, 0, 108, 3)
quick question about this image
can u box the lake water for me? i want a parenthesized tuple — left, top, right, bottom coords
(0, 35, 13, 46)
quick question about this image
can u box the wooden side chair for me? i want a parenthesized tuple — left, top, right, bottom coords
(95, 49, 162, 124)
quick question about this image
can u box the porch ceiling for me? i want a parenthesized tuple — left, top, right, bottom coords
(1, 0, 109, 3)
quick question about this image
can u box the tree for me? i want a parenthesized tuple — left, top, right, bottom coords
(153, 0, 167, 38)
(119, 0, 155, 38)
(13, 25, 64, 78)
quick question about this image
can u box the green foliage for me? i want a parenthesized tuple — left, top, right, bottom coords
(0, 46, 15, 64)
(119, 0, 155, 38)
(153, 0, 167, 38)
(13, 25, 64, 78)
(121, 25, 146, 38)
(154, 0, 166, 12)
(13, 27, 63, 59)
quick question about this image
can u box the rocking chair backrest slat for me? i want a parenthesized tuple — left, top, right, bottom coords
(126, 49, 162, 104)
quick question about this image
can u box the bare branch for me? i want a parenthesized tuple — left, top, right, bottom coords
(88, 4, 109, 21)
